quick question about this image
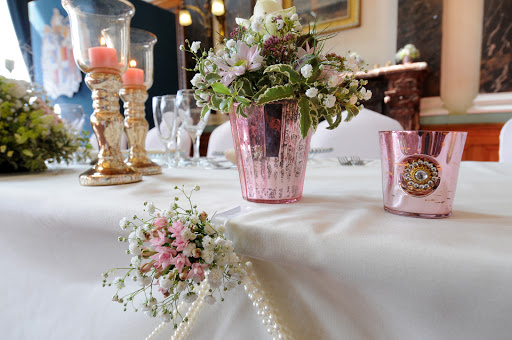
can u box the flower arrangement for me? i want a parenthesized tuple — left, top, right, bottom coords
(0, 75, 90, 172)
(181, 0, 371, 138)
(103, 186, 247, 328)
(395, 43, 420, 63)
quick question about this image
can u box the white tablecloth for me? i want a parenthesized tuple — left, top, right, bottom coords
(1, 159, 511, 340)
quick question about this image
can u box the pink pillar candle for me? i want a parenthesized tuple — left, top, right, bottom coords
(88, 47, 119, 70)
(122, 68, 145, 86)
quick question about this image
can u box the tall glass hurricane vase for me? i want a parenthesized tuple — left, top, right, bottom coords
(176, 89, 210, 166)
(119, 28, 161, 175)
(62, 0, 141, 186)
(229, 100, 312, 203)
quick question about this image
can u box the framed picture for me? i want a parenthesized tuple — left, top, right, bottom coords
(283, 0, 360, 34)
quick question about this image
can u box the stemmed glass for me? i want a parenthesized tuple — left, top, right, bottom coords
(152, 95, 175, 167)
(175, 89, 211, 166)
(54, 103, 85, 134)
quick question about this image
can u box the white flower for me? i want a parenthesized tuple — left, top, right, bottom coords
(191, 41, 201, 53)
(350, 80, 359, 88)
(183, 243, 196, 257)
(215, 252, 229, 266)
(349, 94, 358, 105)
(129, 243, 142, 256)
(245, 35, 255, 45)
(131, 256, 141, 267)
(226, 39, 236, 48)
(263, 34, 272, 42)
(276, 19, 284, 29)
(161, 313, 172, 323)
(360, 87, 372, 100)
(205, 295, 216, 305)
(184, 293, 198, 303)
(159, 277, 173, 290)
(176, 281, 187, 292)
(253, 0, 282, 17)
(235, 17, 250, 27)
(202, 236, 215, 249)
(136, 228, 145, 240)
(290, 13, 298, 21)
(112, 277, 125, 289)
(226, 281, 237, 290)
(323, 94, 336, 108)
(251, 19, 263, 32)
(190, 73, 203, 87)
(146, 202, 155, 214)
(128, 231, 138, 245)
(305, 87, 318, 98)
(119, 217, 129, 230)
(202, 250, 215, 264)
(190, 215, 200, 225)
(228, 253, 240, 265)
(301, 64, 313, 78)
(217, 224, 227, 234)
(204, 223, 216, 235)
(179, 45, 185, 51)
(139, 275, 152, 287)
(207, 268, 223, 286)
(181, 228, 196, 241)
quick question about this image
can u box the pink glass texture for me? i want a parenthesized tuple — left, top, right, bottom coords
(379, 131, 467, 218)
(229, 101, 312, 204)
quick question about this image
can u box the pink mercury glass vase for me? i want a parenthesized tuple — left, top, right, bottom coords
(229, 101, 312, 203)
(379, 130, 467, 218)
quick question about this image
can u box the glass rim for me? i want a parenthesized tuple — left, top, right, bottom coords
(378, 130, 468, 134)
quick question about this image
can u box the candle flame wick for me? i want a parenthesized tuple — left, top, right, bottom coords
(129, 60, 137, 68)
(100, 37, 106, 46)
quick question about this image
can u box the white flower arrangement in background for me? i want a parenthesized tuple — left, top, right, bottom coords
(103, 186, 247, 329)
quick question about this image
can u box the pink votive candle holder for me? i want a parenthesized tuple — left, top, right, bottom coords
(379, 130, 467, 218)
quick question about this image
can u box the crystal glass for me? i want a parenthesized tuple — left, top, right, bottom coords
(62, 0, 134, 74)
(152, 95, 174, 167)
(379, 130, 468, 218)
(175, 89, 210, 166)
(229, 101, 311, 203)
(54, 103, 85, 134)
(122, 28, 156, 89)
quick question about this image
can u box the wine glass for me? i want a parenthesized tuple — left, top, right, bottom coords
(54, 103, 85, 134)
(175, 89, 211, 166)
(152, 95, 175, 167)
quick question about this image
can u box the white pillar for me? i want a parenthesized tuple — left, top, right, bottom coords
(440, 0, 484, 114)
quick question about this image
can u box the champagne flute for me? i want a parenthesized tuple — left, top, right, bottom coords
(152, 95, 175, 167)
(175, 89, 210, 166)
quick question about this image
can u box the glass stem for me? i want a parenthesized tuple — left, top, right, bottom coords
(193, 134, 201, 163)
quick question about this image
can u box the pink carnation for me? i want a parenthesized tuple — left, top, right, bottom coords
(186, 263, 209, 283)
(172, 253, 191, 272)
(151, 246, 177, 269)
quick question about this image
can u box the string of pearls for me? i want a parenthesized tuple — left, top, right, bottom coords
(243, 262, 290, 340)
(170, 281, 210, 340)
(144, 281, 209, 340)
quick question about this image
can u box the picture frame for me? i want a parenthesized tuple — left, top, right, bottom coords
(283, 0, 360, 34)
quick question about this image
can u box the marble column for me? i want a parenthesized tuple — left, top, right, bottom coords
(440, 0, 484, 114)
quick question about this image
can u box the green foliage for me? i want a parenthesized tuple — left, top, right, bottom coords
(0, 76, 90, 172)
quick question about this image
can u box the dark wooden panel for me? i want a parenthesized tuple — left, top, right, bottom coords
(420, 123, 504, 162)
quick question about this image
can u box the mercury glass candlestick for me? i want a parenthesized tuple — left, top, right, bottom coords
(119, 28, 161, 175)
(62, 0, 142, 186)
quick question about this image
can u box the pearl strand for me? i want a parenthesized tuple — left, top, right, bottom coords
(243, 262, 290, 340)
(170, 281, 210, 340)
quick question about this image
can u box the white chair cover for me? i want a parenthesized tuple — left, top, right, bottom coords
(499, 118, 512, 163)
(206, 120, 234, 157)
(310, 108, 404, 159)
(145, 127, 192, 153)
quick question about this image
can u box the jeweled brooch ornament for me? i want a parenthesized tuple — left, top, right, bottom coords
(400, 157, 441, 197)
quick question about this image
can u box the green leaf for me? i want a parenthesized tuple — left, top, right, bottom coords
(238, 78, 254, 97)
(236, 103, 247, 117)
(211, 94, 223, 110)
(205, 73, 221, 84)
(212, 82, 231, 95)
(235, 96, 251, 105)
(256, 85, 294, 105)
(298, 97, 312, 138)
(264, 64, 301, 84)
(201, 105, 210, 118)
(345, 104, 358, 122)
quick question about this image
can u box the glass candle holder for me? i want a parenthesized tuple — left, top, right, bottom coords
(119, 28, 161, 175)
(62, 0, 142, 185)
(379, 131, 467, 218)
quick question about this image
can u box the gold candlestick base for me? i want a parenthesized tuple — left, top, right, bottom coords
(81, 71, 142, 186)
(120, 86, 162, 175)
